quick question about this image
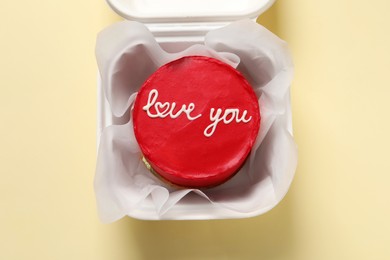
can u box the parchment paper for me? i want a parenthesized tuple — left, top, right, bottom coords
(95, 19, 297, 222)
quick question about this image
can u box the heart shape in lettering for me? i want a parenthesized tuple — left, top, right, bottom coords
(155, 102, 170, 115)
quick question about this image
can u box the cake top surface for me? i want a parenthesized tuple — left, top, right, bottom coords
(133, 56, 260, 188)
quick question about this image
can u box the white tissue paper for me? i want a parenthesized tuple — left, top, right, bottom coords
(95, 19, 297, 222)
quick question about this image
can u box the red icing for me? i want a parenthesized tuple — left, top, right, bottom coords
(133, 56, 260, 188)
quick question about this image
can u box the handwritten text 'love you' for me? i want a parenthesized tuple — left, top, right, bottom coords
(142, 89, 253, 137)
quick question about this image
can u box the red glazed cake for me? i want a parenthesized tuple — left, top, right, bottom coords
(133, 56, 260, 188)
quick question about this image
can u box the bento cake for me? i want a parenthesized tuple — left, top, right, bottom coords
(133, 56, 260, 188)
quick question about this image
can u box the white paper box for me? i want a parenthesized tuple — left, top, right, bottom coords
(96, 0, 296, 221)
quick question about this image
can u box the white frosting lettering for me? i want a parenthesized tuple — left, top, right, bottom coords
(203, 108, 252, 137)
(143, 89, 202, 120)
(142, 89, 253, 137)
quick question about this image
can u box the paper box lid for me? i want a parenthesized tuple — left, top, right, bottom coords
(106, 0, 275, 23)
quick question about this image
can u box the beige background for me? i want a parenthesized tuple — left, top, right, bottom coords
(1, 0, 390, 259)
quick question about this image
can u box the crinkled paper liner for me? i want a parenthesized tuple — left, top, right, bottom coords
(95, 19, 297, 222)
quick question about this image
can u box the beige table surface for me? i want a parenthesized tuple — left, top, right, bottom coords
(1, 0, 389, 259)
